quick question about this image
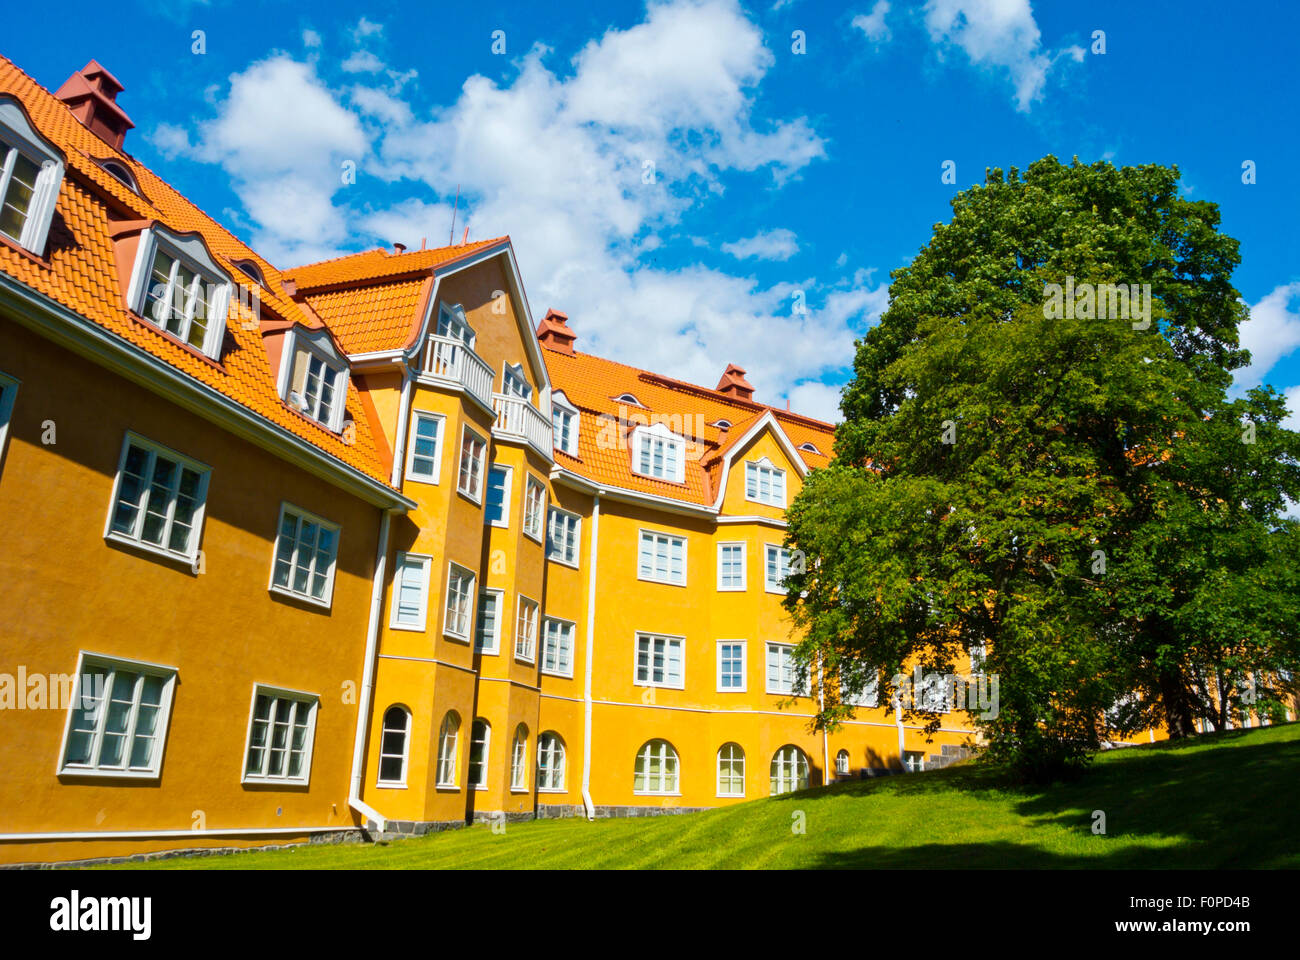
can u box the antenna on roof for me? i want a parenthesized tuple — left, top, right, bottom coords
(420, 237, 427, 250)
(448, 185, 460, 247)
(462, 227, 469, 245)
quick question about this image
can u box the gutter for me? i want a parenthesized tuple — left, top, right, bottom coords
(348, 507, 393, 834)
(579, 494, 600, 820)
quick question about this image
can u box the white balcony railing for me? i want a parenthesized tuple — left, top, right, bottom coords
(420, 335, 495, 410)
(493, 393, 553, 458)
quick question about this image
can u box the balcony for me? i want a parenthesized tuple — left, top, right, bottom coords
(419, 335, 494, 410)
(493, 393, 553, 460)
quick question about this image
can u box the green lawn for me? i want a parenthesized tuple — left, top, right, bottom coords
(106, 723, 1300, 869)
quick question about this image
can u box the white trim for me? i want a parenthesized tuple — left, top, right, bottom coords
(636, 527, 687, 586)
(763, 542, 793, 595)
(633, 632, 686, 690)
(485, 462, 513, 528)
(550, 390, 580, 456)
(435, 710, 461, 789)
(716, 540, 747, 591)
(523, 474, 547, 543)
(541, 615, 577, 679)
(267, 501, 341, 609)
(629, 422, 687, 484)
(389, 552, 433, 631)
(579, 495, 600, 820)
(765, 640, 808, 696)
(404, 409, 446, 485)
(0, 370, 20, 473)
(468, 717, 492, 791)
(239, 683, 320, 786)
(475, 587, 504, 654)
(632, 738, 681, 796)
(103, 431, 211, 566)
(350, 510, 392, 832)
(715, 515, 788, 528)
(546, 505, 582, 568)
(442, 561, 477, 641)
(514, 593, 540, 663)
(126, 224, 233, 362)
(744, 456, 787, 508)
(0, 96, 65, 255)
(456, 423, 487, 505)
(276, 326, 350, 433)
(710, 411, 808, 513)
(716, 639, 748, 693)
(375, 702, 411, 788)
(716, 741, 746, 798)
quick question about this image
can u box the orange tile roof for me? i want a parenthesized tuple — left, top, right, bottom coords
(284, 237, 508, 292)
(303, 276, 430, 355)
(0, 56, 396, 490)
(544, 347, 835, 506)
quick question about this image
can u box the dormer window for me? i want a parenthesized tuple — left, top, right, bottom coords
(127, 225, 232, 360)
(711, 419, 732, 430)
(798, 441, 820, 455)
(0, 96, 65, 255)
(551, 391, 579, 456)
(745, 457, 786, 507)
(614, 393, 645, 407)
(502, 362, 532, 399)
(233, 259, 265, 287)
(437, 303, 475, 347)
(278, 327, 350, 432)
(631, 422, 686, 483)
(98, 159, 139, 193)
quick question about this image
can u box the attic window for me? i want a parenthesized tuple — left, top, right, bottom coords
(614, 393, 645, 407)
(127, 225, 233, 360)
(630, 422, 686, 484)
(798, 442, 820, 454)
(551, 391, 579, 456)
(99, 159, 138, 193)
(711, 419, 732, 430)
(0, 96, 65, 255)
(234, 260, 265, 287)
(278, 328, 350, 432)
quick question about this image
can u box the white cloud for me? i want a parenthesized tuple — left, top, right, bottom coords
(342, 50, 385, 74)
(923, 0, 1083, 111)
(852, 1, 892, 44)
(787, 381, 845, 424)
(302, 29, 322, 49)
(351, 17, 384, 41)
(1281, 384, 1300, 431)
(1235, 282, 1300, 389)
(721, 228, 799, 261)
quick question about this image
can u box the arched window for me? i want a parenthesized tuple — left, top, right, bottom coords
(798, 441, 821, 455)
(468, 719, 490, 789)
(436, 711, 460, 787)
(614, 392, 644, 407)
(634, 739, 679, 794)
(99, 159, 139, 193)
(836, 749, 850, 776)
(770, 745, 809, 795)
(377, 706, 410, 785)
(233, 259, 265, 287)
(716, 742, 745, 797)
(537, 732, 566, 791)
(510, 724, 529, 790)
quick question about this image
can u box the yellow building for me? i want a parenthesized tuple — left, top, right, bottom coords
(0, 55, 982, 865)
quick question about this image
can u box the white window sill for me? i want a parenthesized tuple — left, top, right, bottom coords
(476, 646, 500, 656)
(404, 474, 441, 486)
(488, 519, 510, 529)
(523, 530, 544, 544)
(105, 532, 198, 569)
(444, 632, 471, 645)
(435, 784, 460, 792)
(633, 791, 682, 797)
(541, 669, 575, 680)
(537, 787, 567, 794)
(457, 487, 483, 506)
(546, 556, 580, 570)
(716, 792, 745, 799)
(390, 621, 429, 633)
(58, 766, 161, 781)
(637, 574, 687, 588)
(375, 782, 407, 790)
(269, 584, 334, 610)
(514, 654, 536, 665)
(716, 686, 747, 694)
(510, 787, 530, 794)
(717, 585, 747, 592)
(634, 681, 685, 691)
(242, 775, 311, 787)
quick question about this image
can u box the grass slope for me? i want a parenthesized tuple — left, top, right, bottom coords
(108, 723, 1300, 869)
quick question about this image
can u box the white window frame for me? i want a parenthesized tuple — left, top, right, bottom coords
(0, 370, 19, 475)
(770, 745, 810, 795)
(389, 552, 433, 631)
(542, 616, 576, 678)
(437, 302, 476, 347)
(634, 632, 685, 690)
(405, 410, 445, 485)
(716, 640, 748, 693)
(633, 739, 680, 796)
(268, 502, 341, 609)
(443, 562, 476, 641)
(475, 588, 503, 654)
(502, 362, 532, 400)
(515, 594, 539, 663)
(766, 641, 808, 696)
(716, 742, 746, 798)
(764, 543, 793, 595)
(836, 749, 850, 776)
(630, 422, 686, 483)
(376, 704, 410, 787)
(536, 732, 566, 792)
(551, 391, 579, 456)
(0, 96, 65, 255)
(56, 651, 178, 780)
(716, 541, 747, 592)
(510, 725, 529, 792)
(845, 671, 880, 708)
(436, 712, 460, 789)
(104, 432, 211, 565)
(523, 476, 547, 543)
(745, 457, 787, 507)
(457, 424, 487, 504)
(637, 528, 687, 586)
(484, 462, 513, 528)
(240, 683, 320, 785)
(546, 506, 581, 568)
(468, 718, 491, 791)
(126, 224, 233, 361)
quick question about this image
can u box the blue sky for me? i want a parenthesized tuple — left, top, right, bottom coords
(7, 0, 1299, 422)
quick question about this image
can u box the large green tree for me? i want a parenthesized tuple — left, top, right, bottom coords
(785, 157, 1300, 779)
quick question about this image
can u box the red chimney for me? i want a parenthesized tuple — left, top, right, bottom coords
(55, 60, 134, 150)
(393, 242, 407, 254)
(716, 363, 754, 402)
(536, 308, 577, 355)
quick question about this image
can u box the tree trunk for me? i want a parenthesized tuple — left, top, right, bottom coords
(1158, 667, 1198, 739)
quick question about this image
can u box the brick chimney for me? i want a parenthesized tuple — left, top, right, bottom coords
(392, 242, 406, 254)
(536, 308, 577, 355)
(55, 60, 133, 150)
(716, 363, 754, 402)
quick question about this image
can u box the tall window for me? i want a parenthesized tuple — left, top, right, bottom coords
(764, 544, 793, 594)
(406, 411, 444, 483)
(377, 706, 409, 785)
(457, 426, 487, 502)
(436, 712, 460, 787)
(717, 542, 746, 591)
(503, 362, 532, 399)
(766, 642, 807, 696)
(635, 633, 684, 689)
(770, 745, 809, 795)
(547, 507, 580, 566)
(638, 530, 686, 585)
(537, 732, 566, 791)
(717, 641, 747, 692)
(106, 434, 209, 563)
(390, 553, 432, 630)
(468, 719, 490, 790)
(510, 725, 528, 790)
(485, 464, 511, 527)
(270, 504, 340, 607)
(523, 477, 546, 541)
(59, 655, 177, 778)
(836, 749, 850, 776)
(551, 394, 579, 455)
(475, 589, 502, 654)
(515, 596, 539, 662)
(444, 563, 476, 640)
(0, 96, 65, 255)
(542, 618, 575, 677)
(634, 739, 679, 794)
(745, 458, 787, 507)
(243, 687, 318, 784)
(631, 426, 685, 483)
(284, 344, 346, 430)
(0, 144, 39, 241)
(717, 742, 745, 797)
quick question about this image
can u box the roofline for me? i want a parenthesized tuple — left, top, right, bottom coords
(0, 273, 416, 512)
(549, 466, 717, 519)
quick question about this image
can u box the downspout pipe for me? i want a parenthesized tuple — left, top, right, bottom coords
(349, 507, 392, 834)
(580, 495, 601, 820)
